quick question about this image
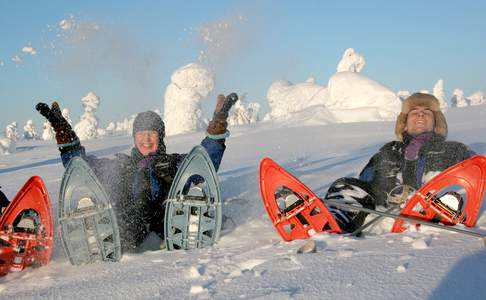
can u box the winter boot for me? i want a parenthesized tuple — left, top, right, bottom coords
(324, 177, 377, 233)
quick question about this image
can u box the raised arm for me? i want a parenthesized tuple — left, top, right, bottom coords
(36, 102, 85, 167)
(201, 93, 238, 171)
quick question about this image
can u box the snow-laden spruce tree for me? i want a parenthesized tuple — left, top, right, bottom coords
(74, 92, 100, 140)
(397, 91, 411, 101)
(432, 79, 448, 110)
(62, 108, 73, 125)
(163, 63, 214, 136)
(467, 91, 485, 106)
(125, 114, 136, 136)
(23, 120, 38, 140)
(228, 95, 261, 126)
(116, 118, 128, 132)
(336, 48, 366, 73)
(7, 122, 18, 142)
(42, 120, 55, 141)
(450, 88, 468, 108)
(0, 122, 18, 154)
(105, 122, 116, 135)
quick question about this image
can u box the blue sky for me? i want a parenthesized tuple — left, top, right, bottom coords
(1, 0, 485, 129)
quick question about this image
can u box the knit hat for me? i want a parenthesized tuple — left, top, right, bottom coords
(132, 111, 166, 154)
(132, 111, 165, 138)
(395, 93, 448, 141)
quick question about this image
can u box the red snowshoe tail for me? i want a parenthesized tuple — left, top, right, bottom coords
(0, 176, 53, 276)
(259, 158, 341, 241)
(392, 155, 486, 233)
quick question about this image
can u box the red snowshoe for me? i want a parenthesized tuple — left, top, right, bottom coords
(0, 176, 54, 276)
(259, 158, 341, 241)
(392, 155, 486, 233)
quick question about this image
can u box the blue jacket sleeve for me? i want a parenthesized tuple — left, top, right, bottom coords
(60, 144, 87, 168)
(200, 137, 226, 172)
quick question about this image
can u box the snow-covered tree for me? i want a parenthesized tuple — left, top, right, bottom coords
(23, 120, 38, 140)
(74, 92, 100, 140)
(105, 122, 116, 135)
(116, 119, 127, 132)
(62, 108, 73, 125)
(42, 120, 55, 141)
(6, 122, 19, 142)
(432, 79, 448, 110)
(0, 122, 18, 154)
(467, 91, 485, 106)
(163, 63, 214, 136)
(228, 95, 261, 126)
(450, 88, 468, 108)
(397, 91, 411, 101)
(336, 48, 366, 73)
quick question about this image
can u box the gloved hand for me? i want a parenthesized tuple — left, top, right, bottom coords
(207, 93, 238, 136)
(153, 153, 185, 184)
(36, 102, 79, 147)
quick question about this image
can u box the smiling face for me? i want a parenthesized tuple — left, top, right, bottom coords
(134, 130, 159, 156)
(405, 106, 435, 136)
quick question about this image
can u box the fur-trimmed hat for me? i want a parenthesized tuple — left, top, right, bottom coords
(395, 93, 448, 141)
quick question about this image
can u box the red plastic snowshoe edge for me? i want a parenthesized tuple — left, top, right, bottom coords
(0, 176, 54, 276)
(392, 155, 486, 233)
(259, 157, 341, 241)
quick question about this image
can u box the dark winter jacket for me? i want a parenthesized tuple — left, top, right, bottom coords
(60, 136, 226, 251)
(359, 133, 474, 206)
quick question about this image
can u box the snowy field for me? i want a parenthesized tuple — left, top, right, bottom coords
(1, 104, 486, 299)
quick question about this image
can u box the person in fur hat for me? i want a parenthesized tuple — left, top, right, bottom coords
(323, 92, 475, 233)
(36, 93, 238, 251)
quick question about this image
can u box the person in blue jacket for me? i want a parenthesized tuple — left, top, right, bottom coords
(36, 93, 237, 251)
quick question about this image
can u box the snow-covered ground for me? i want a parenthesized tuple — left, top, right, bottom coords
(1, 104, 486, 299)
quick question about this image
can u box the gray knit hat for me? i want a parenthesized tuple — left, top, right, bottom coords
(132, 111, 165, 138)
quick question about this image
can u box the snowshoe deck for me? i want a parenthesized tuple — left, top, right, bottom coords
(164, 145, 222, 250)
(259, 158, 341, 241)
(59, 157, 121, 265)
(0, 176, 53, 276)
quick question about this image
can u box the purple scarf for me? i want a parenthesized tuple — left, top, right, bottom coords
(404, 132, 433, 160)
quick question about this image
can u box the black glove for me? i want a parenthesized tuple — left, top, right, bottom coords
(36, 102, 80, 151)
(153, 153, 185, 184)
(207, 93, 238, 136)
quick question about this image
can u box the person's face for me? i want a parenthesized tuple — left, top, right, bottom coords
(405, 106, 435, 136)
(134, 130, 159, 156)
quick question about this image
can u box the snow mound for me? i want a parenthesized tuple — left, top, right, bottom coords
(266, 79, 329, 120)
(327, 71, 401, 120)
(266, 71, 400, 125)
(163, 63, 214, 136)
